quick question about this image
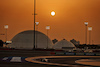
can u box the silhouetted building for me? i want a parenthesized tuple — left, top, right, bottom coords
(52, 39, 58, 44)
(70, 39, 80, 45)
(75, 44, 100, 49)
(0, 40, 3, 47)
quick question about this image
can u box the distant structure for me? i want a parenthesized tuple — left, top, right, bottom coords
(52, 39, 58, 44)
(70, 39, 80, 45)
(8, 30, 53, 49)
(53, 39, 75, 49)
(0, 40, 3, 47)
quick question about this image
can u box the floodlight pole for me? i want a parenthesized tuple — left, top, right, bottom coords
(5, 29, 7, 42)
(88, 27, 92, 45)
(89, 31, 91, 44)
(47, 29, 48, 48)
(84, 22, 88, 45)
(4, 25, 8, 44)
(35, 22, 39, 48)
(85, 25, 87, 45)
(46, 26, 50, 49)
(33, 0, 36, 49)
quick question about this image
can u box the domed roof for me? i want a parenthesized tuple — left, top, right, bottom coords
(53, 39, 75, 49)
(8, 30, 53, 49)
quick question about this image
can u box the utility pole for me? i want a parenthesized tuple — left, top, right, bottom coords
(33, 0, 36, 49)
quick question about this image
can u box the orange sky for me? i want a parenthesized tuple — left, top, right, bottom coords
(0, 0, 100, 44)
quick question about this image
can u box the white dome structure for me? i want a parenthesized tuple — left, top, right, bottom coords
(53, 39, 75, 49)
(8, 30, 53, 49)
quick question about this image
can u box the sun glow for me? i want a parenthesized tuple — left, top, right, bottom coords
(51, 11, 55, 16)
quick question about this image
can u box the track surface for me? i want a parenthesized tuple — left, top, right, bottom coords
(0, 50, 100, 67)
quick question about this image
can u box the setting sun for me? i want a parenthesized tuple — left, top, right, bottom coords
(51, 11, 55, 16)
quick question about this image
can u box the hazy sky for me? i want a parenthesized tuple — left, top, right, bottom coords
(0, 0, 100, 44)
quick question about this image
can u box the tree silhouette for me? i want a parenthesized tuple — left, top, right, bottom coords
(0, 40, 3, 47)
(52, 39, 58, 44)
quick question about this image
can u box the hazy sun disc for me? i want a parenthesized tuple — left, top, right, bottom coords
(51, 11, 55, 16)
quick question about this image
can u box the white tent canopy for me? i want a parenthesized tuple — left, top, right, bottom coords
(8, 30, 53, 49)
(53, 39, 75, 49)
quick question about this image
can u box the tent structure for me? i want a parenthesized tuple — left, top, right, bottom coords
(53, 39, 75, 49)
(8, 30, 53, 49)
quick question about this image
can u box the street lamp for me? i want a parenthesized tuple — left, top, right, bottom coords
(84, 22, 88, 45)
(4, 25, 8, 44)
(88, 27, 92, 45)
(46, 26, 50, 49)
(35, 22, 39, 48)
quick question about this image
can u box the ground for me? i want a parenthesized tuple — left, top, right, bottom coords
(0, 49, 100, 67)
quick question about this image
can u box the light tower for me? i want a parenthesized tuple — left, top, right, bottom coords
(88, 27, 92, 45)
(35, 22, 39, 48)
(84, 22, 88, 45)
(4, 25, 8, 43)
(46, 26, 50, 49)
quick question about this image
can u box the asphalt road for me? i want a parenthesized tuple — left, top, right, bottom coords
(0, 50, 100, 67)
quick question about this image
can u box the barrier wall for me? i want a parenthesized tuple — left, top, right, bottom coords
(51, 52, 100, 56)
